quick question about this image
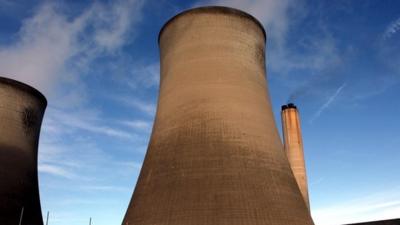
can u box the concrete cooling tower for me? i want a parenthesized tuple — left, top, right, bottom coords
(281, 103, 310, 210)
(0, 77, 46, 225)
(123, 6, 314, 225)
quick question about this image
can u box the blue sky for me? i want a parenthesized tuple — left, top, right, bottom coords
(0, 0, 399, 225)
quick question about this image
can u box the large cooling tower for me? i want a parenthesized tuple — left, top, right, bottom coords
(0, 77, 46, 225)
(281, 103, 310, 210)
(123, 7, 314, 225)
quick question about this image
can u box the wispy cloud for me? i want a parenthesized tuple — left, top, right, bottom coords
(114, 96, 157, 116)
(90, 0, 144, 51)
(196, 0, 346, 108)
(382, 17, 400, 40)
(45, 107, 134, 139)
(120, 120, 153, 132)
(309, 177, 326, 187)
(310, 83, 346, 123)
(39, 163, 78, 179)
(0, 0, 144, 96)
(131, 99, 157, 116)
(279, 34, 342, 77)
(312, 187, 400, 225)
(126, 63, 160, 89)
(376, 15, 400, 83)
(196, 0, 296, 45)
(38, 104, 146, 182)
(3, 0, 151, 191)
(0, 3, 152, 219)
(79, 185, 130, 192)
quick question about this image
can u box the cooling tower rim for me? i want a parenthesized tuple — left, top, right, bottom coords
(158, 6, 266, 44)
(0, 76, 47, 106)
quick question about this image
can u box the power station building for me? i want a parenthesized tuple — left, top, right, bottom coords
(0, 6, 398, 225)
(0, 77, 46, 225)
(122, 6, 314, 225)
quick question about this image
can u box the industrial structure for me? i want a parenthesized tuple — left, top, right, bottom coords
(0, 6, 397, 225)
(123, 6, 314, 225)
(281, 103, 310, 209)
(0, 77, 46, 225)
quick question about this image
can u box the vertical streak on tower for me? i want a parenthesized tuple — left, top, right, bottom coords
(123, 7, 314, 225)
(281, 103, 310, 210)
(0, 77, 46, 225)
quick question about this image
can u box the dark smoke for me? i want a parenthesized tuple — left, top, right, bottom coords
(287, 87, 309, 104)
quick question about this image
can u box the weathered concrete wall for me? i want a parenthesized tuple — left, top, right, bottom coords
(123, 6, 314, 225)
(0, 77, 46, 225)
(281, 104, 310, 210)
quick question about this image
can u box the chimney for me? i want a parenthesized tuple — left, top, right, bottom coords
(122, 7, 314, 225)
(0, 77, 47, 225)
(281, 103, 310, 210)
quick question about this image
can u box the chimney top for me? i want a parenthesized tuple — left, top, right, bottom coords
(281, 103, 297, 111)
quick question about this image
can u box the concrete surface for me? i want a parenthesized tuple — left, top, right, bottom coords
(281, 104, 310, 210)
(0, 77, 46, 225)
(123, 6, 314, 225)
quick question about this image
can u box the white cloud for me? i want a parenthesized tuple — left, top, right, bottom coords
(0, 3, 75, 95)
(382, 17, 400, 40)
(312, 187, 400, 225)
(38, 106, 146, 181)
(353, 16, 400, 102)
(39, 164, 77, 179)
(0, 0, 144, 97)
(196, 0, 295, 44)
(44, 107, 134, 139)
(115, 96, 157, 116)
(378, 16, 400, 75)
(273, 34, 342, 75)
(79, 185, 130, 192)
(195, 0, 344, 101)
(129, 99, 157, 116)
(127, 63, 160, 89)
(120, 120, 153, 131)
(91, 0, 143, 51)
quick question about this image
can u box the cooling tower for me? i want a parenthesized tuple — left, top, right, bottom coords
(281, 103, 310, 210)
(123, 7, 314, 225)
(0, 77, 46, 225)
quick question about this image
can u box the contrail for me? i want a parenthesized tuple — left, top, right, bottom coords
(310, 83, 346, 123)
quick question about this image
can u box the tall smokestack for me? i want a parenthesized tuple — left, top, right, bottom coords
(123, 6, 314, 225)
(0, 77, 46, 225)
(281, 103, 310, 210)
